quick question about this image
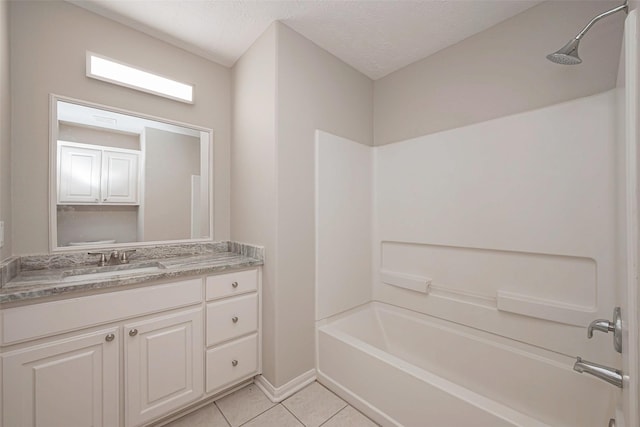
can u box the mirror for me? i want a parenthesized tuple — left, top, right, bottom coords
(50, 95, 212, 250)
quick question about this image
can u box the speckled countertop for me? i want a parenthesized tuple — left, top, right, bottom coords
(0, 242, 263, 304)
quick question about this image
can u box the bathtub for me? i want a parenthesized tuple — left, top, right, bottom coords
(316, 302, 612, 427)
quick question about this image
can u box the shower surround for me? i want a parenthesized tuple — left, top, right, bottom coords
(315, 90, 621, 426)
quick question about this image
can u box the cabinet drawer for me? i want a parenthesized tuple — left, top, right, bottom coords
(206, 269, 257, 301)
(206, 333, 258, 393)
(206, 293, 257, 346)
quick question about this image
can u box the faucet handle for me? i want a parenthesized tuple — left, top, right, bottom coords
(587, 307, 622, 353)
(119, 249, 136, 264)
(587, 319, 614, 338)
(88, 252, 108, 266)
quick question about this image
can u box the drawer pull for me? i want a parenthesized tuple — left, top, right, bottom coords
(232, 316, 239, 323)
(232, 359, 238, 367)
(232, 281, 239, 288)
(129, 329, 138, 337)
(105, 333, 115, 342)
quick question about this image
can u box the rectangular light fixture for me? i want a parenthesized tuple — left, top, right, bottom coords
(86, 52, 194, 104)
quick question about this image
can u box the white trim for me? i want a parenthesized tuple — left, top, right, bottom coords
(48, 95, 59, 252)
(623, 8, 640, 427)
(253, 369, 316, 403)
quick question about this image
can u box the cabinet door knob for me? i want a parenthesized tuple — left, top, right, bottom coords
(231, 360, 238, 367)
(232, 316, 239, 323)
(105, 333, 115, 342)
(129, 329, 138, 337)
(232, 281, 239, 288)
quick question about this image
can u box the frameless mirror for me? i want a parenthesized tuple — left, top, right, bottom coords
(49, 95, 212, 250)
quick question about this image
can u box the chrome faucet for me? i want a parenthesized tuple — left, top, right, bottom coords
(88, 252, 108, 266)
(108, 250, 136, 265)
(88, 249, 136, 266)
(573, 357, 623, 388)
(588, 319, 614, 337)
(108, 251, 120, 265)
(587, 307, 622, 353)
(119, 249, 135, 264)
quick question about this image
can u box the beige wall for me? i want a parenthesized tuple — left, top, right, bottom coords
(144, 128, 200, 241)
(0, 0, 11, 261)
(10, 0, 230, 254)
(274, 24, 373, 386)
(374, 1, 625, 145)
(231, 22, 373, 387)
(231, 24, 278, 383)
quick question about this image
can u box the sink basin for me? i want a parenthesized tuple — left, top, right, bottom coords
(62, 263, 165, 282)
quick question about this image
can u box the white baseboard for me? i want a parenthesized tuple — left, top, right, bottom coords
(254, 369, 317, 402)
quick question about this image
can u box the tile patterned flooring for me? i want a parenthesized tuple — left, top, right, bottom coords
(165, 382, 379, 427)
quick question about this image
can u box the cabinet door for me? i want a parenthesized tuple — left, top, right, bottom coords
(2, 328, 119, 427)
(125, 307, 203, 427)
(102, 150, 139, 204)
(58, 143, 102, 203)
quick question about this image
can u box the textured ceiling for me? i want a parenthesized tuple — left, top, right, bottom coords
(69, 0, 543, 80)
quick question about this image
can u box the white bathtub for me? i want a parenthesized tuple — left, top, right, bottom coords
(316, 302, 612, 427)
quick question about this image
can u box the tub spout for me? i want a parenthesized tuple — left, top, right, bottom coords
(573, 357, 622, 388)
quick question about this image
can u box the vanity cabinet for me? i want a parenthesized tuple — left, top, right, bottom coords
(125, 308, 203, 427)
(205, 269, 260, 393)
(58, 140, 140, 205)
(1, 268, 261, 427)
(2, 327, 120, 427)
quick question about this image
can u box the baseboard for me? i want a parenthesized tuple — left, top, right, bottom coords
(254, 369, 317, 402)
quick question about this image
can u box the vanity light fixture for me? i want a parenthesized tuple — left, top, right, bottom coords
(86, 52, 194, 104)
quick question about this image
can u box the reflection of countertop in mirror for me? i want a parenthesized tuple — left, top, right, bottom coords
(0, 242, 263, 304)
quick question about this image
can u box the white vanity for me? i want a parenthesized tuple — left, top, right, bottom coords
(0, 244, 262, 427)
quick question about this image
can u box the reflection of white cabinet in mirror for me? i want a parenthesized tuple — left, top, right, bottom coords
(103, 150, 140, 203)
(50, 95, 213, 251)
(57, 141, 140, 205)
(58, 142, 102, 203)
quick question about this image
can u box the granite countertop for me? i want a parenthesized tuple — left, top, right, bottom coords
(0, 242, 263, 304)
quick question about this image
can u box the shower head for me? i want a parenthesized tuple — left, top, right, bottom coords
(547, 1, 627, 65)
(546, 39, 581, 65)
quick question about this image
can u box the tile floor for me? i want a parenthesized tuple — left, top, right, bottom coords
(165, 381, 379, 427)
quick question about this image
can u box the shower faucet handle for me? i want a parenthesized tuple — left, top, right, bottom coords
(587, 319, 614, 338)
(587, 307, 622, 353)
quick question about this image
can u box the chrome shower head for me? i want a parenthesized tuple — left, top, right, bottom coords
(546, 39, 581, 65)
(547, 1, 627, 65)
